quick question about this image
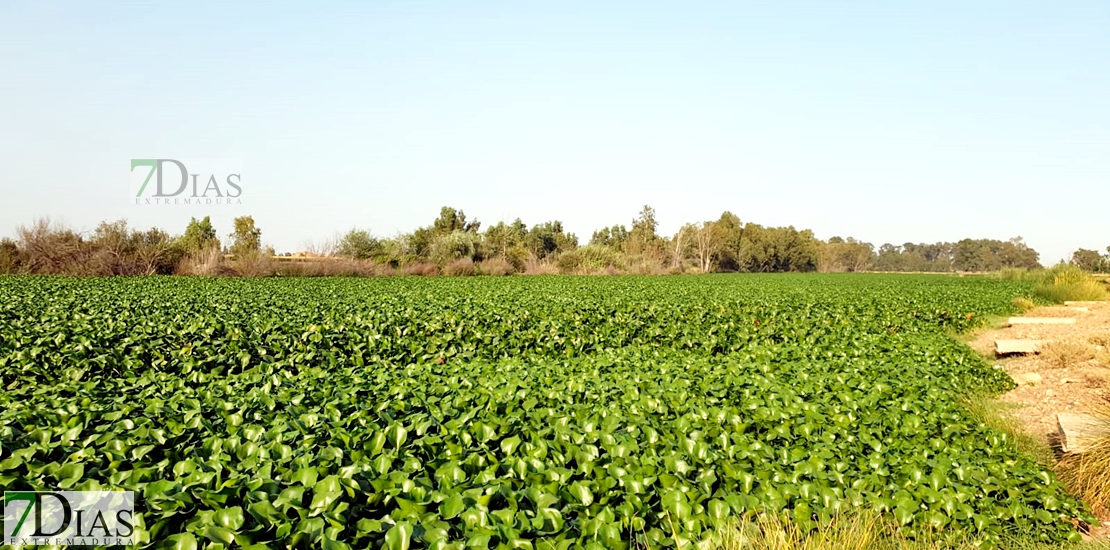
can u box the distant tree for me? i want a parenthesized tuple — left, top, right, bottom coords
(818, 237, 874, 272)
(1072, 248, 1110, 272)
(429, 231, 482, 265)
(589, 225, 629, 251)
(526, 221, 577, 259)
(484, 219, 528, 258)
(713, 212, 744, 271)
(433, 206, 480, 234)
(682, 222, 719, 272)
(998, 237, 1040, 269)
(229, 216, 262, 258)
(181, 216, 220, 252)
(627, 205, 660, 255)
(336, 229, 383, 260)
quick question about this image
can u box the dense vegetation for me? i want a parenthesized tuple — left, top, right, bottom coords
(0, 206, 1064, 277)
(0, 275, 1095, 548)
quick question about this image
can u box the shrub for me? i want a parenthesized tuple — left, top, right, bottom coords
(16, 218, 93, 275)
(0, 238, 24, 274)
(555, 245, 623, 273)
(234, 254, 279, 278)
(477, 257, 515, 276)
(443, 258, 476, 276)
(1040, 339, 1096, 369)
(176, 247, 237, 276)
(1032, 263, 1108, 303)
(996, 267, 1044, 281)
(429, 231, 481, 265)
(402, 262, 439, 276)
(504, 245, 531, 272)
(1011, 296, 1036, 311)
(522, 260, 558, 275)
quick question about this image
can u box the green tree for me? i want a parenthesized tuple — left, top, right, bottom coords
(229, 216, 262, 258)
(526, 221, 578, 259)
(627, 205, 660, 255)
(433, 206, 480, 234)
(713, 212, 744, 271)
(337, 229, 383, 260)
(1072, 248, 1110, 272)
(180, 216, 220, 253)
(589, 225, 629, 251)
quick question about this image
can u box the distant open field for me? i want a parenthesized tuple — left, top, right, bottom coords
(0, 274, 1096, 547)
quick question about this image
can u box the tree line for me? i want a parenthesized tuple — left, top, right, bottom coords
(0, 205, 1091, 277)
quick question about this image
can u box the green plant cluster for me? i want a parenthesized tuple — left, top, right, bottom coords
(0, 274, 1093, 548)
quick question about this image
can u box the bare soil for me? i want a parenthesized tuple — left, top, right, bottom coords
(968, 302, 1110, 539)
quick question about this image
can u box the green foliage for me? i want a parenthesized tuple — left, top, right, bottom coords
(817, 237, 874, 273)
(433, 206, 480, 234)
(555, 244, 623, 272)
(229, 216, 262, 258)
(336, 229, 384, 260)
(0, 275, 1093, 547)
(1072, 248, 1110, 273)
(1032, 263, 1109, 303)
(429, 231, 482, 265)
(180, 216, 220, 253)
(589, 225, 629, 251)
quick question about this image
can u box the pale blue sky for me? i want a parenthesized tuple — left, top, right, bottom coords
(1, 1, 1107, 262)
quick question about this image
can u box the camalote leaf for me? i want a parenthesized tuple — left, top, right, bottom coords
(0, 275, 1090, 546)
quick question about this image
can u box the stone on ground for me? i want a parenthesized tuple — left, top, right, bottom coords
(1013, 372, 1043, 386)
(995, 339, 1042, 355)
(1007, 317, 1076, 325)
(1057, 413, 1107, 454)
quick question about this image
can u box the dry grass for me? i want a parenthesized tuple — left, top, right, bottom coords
(1040, 339, 1098, 369)
(1055, 403, 1110, 514)
(703, 514, 889, 550)
(1033, 265, 1109, 303)
(402, 262, 439, 276)
(697, 512, 1110, 550)
(477, 257, 515, 276)
(443, 258, 476, 276)
(523, 260, 559, 275)
(176, 247, 237, 276)
(1012, 296, 1037, 311)
(961, 395, 1056, 464)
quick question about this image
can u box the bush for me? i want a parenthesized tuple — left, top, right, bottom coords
(522, 260, 558, 275)
(1032, 263, 1108, 303)
(996, 267, 1044, 281)
(176, 247, 237, 276)
(555, 245, 623, 273)
(429, 231, 481, 265)
(402, 262, 439, 276)
(0, 238, 23, 274)
(443, 258, 476, 276)
(477, 257, 515, 276)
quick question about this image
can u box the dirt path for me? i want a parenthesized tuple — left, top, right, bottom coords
(967, 301, 1110, 538)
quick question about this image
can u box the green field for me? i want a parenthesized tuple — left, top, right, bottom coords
(0, 275, 1094, 548)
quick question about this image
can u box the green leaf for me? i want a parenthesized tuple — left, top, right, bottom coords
(384, 521, 413, 550)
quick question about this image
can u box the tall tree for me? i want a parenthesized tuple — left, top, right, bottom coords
(229, 216, 262, 257)
(181, 216, 220, 252)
